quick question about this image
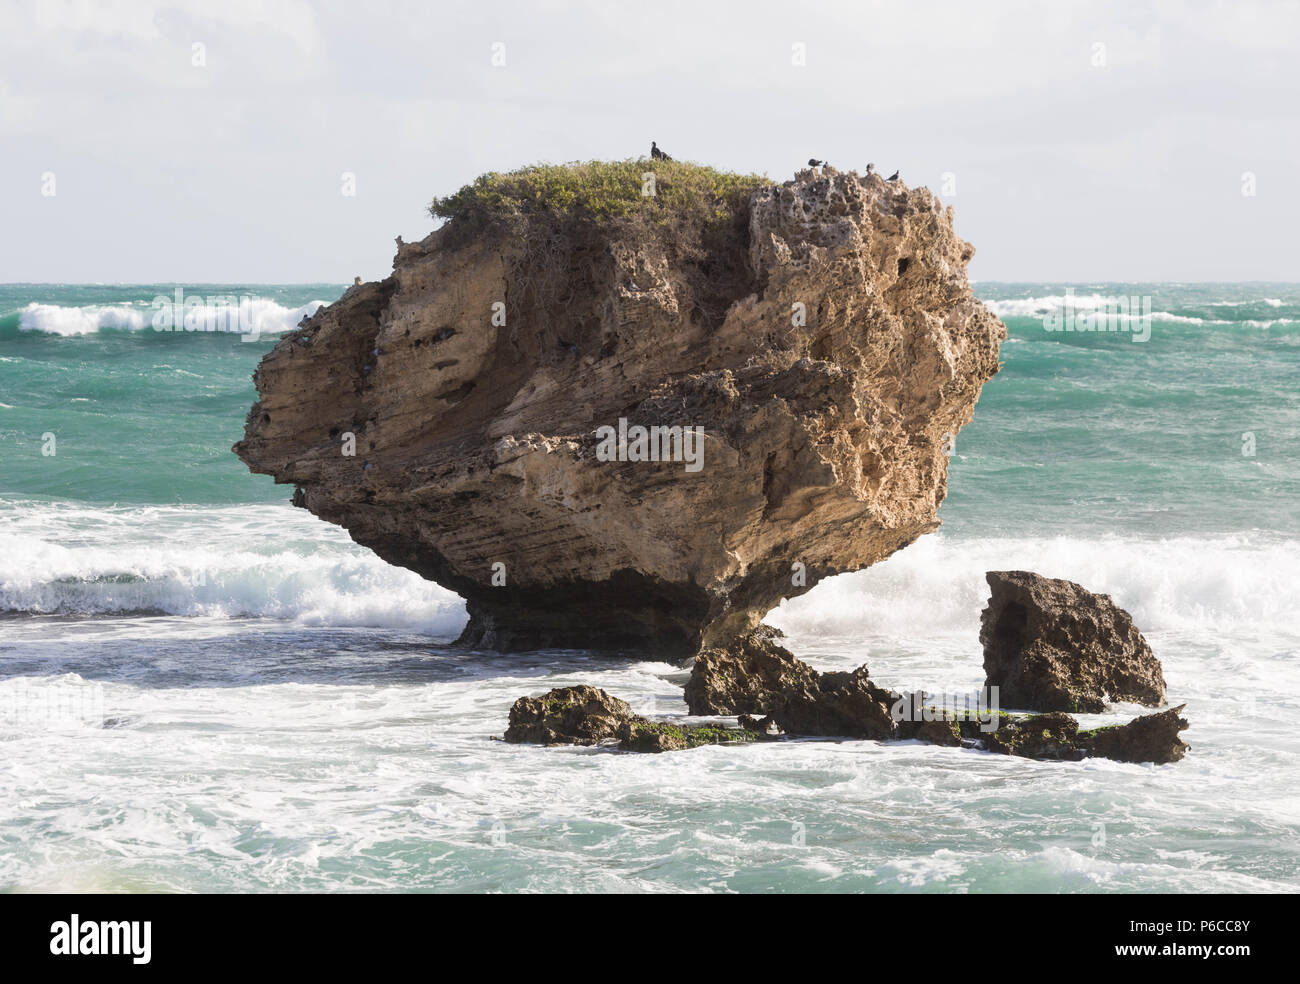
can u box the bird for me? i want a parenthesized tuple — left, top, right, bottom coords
(888, 170, 900, 181)
(808, 158, 825, 168)
(650, 141, 672, 161)
(865, 163, 875, 175)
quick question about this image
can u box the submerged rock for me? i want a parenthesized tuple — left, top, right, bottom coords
(502, 685, 759, 753)
(234, 161, 1004, 657)
(945, 704, 1189, 763)
(980, 571, 1167, 713)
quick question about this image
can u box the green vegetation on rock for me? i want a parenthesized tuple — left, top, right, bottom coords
(429, 158, 769, 226)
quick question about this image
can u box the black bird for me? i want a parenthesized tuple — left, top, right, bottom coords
(808, 158, 825, 167)
(651, 141, 672, 161)
(887, 170, 900, 181)
(865, 163, 875, 175)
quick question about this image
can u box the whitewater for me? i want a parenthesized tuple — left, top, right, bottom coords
(1, 283, 1297, 892)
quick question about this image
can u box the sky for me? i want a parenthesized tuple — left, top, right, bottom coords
(1, 0, 1297, 283)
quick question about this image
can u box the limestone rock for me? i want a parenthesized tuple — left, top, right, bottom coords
(980, 571, 1167, 713)
(234, 163, 1004, 656)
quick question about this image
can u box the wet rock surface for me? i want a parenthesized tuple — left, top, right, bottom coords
(502, 685, 759, 753)
(980, 570, 1167, 713)
(684, 626, 816, 715)
(1079, 704, 1190, 764)
(527, 605, 1190, 762)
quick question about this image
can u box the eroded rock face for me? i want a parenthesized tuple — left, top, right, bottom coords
(980, 571, 1167, 713)
(234, 166, 1004, 656)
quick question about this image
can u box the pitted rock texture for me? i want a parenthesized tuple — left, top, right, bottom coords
(686, 627, 902, 740)
(235, 165, 1004, 656)
(980, 571, 1167, 713)
(683, 626, 817, 715)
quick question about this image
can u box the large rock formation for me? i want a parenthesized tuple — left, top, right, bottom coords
(980, 571, 1167, 712)
(235, 161, 1004, 656)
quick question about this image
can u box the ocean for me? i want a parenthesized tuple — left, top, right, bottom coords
(1, 282, 1297, 893)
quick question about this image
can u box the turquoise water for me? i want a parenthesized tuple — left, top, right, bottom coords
(1, 283, 1297, 892)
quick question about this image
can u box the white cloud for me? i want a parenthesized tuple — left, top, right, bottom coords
(0, 0, 1296, 281)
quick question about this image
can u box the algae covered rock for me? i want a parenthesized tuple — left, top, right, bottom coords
(1079, 704, 1190, 764)
(502, 684, 758, 753)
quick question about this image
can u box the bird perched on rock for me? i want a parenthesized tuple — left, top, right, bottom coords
(865, 163, 875, 175)
(808, 158, 825, 168)
(651, 141, 672, 161)
(888, 170, 900, 181)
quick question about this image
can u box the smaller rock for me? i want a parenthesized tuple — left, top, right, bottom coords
(1079, 704, 1190, 764)
(685, 626, 817, 716)
(503, 685, 634, 746)
(980, 711, 1084, 760)
(618, 720, 759, 753)
(907, 718, 962, 747)
(737, 713, 783, 735)
(981, 570, 1167, 713)
(957, 705, 1190, 764)
(774, 666, 901, 740)
(687, 628, 901, 739)
(503, 685, 760, 753)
